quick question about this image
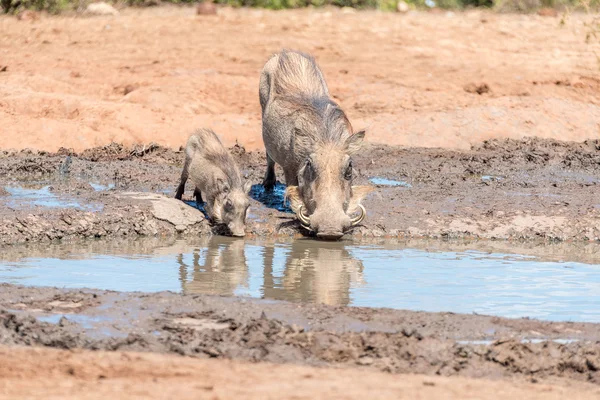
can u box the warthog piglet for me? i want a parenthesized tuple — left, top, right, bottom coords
(175, 128, 251, 237)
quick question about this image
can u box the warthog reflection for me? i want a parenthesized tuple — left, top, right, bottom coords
(177, 238, 364, 306)
(263, 240, 365, 306)
(178, 237, 249, 296)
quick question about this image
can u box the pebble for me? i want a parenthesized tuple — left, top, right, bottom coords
(397, 1, 409, 13)
(85, 2, 119, 16)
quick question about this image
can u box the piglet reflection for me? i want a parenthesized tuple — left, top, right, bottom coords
(262, 240, 365, 306)
(178, 237, 248, 296)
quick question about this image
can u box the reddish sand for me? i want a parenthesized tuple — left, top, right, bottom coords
(1, 346, 599, 399)
(0, 7, 599, 152)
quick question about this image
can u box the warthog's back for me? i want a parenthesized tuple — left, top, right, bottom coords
(187, 129, 242, 188)
(260, 50, 329, 111)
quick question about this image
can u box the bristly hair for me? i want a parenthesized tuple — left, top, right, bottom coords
(270, 49, 354, 150)
(193, 128, 242, 189)
(272, 49, 329, 102)
(280, 95, 353, 146)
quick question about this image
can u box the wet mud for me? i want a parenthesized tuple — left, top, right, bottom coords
(0, 137, 598, 245)
(2, 283, 600, 385)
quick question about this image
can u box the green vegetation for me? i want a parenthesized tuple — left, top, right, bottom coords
(1, 0, 73, 14)
(0, 0, 598, 18)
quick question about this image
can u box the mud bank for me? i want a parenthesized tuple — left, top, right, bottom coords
(0, 137, 598, 244)
(2, 283, 600, 385)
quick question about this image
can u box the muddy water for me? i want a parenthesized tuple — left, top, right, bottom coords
(1, 237, 599, 322)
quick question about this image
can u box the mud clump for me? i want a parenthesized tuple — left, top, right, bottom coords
(0, 311, 84, 349)
(472, 138, 600, 169)
(114, 84, 138, 96)
(464, 83, 491, 95)
(79, 143, 132, 162)
(78, 142, 178, 164)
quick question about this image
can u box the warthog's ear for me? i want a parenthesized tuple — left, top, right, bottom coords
(243, 180, 253, 194)
(347, 185, 374, 214)
(344, 130, 366, 155)
(284, 186, 304, 214)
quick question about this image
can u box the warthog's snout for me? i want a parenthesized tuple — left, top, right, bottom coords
(316, 231, 345, 240)
(312, 211, 350, 241)
(297, 205, 366, 241)
(228, 222, 246, 237)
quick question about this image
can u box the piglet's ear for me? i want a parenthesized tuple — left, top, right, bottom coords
(216, 178, 230, 194)
(344, 130, 365, 155)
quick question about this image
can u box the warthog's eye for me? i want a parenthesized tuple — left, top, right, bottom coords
(344, 161, 353, 181)
(224, 199, 234, 212)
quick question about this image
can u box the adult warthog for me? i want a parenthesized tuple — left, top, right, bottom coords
(259, 49, 372, 240)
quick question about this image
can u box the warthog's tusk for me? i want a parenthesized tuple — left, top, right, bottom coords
(350, 204, 366, 226)
(296, 205, 311, 227)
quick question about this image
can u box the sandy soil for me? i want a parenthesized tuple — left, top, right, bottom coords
(0, 7, 599, 152)
(1, 346, 599, 400)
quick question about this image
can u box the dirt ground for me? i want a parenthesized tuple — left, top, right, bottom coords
(0, 6, 599, 152)
(1, 5, 600, 399)
(2, 346, 600, 400)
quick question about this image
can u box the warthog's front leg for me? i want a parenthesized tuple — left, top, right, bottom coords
(194, 187, 203, 204)
(175, 171, 187, 200)
(175, 153, 192, 200)
(262, 153, 276, 191)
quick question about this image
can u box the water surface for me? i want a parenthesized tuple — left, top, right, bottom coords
(1, 238, 599, 322)
(3, 185, 102, 211)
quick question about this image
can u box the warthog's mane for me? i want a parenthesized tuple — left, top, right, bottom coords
(271, 49, 353, 148)
(272, 49, 328, 100)
(280, 94, 353, 148)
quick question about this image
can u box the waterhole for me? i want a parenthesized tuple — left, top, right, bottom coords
(1, 237, 599, 322)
